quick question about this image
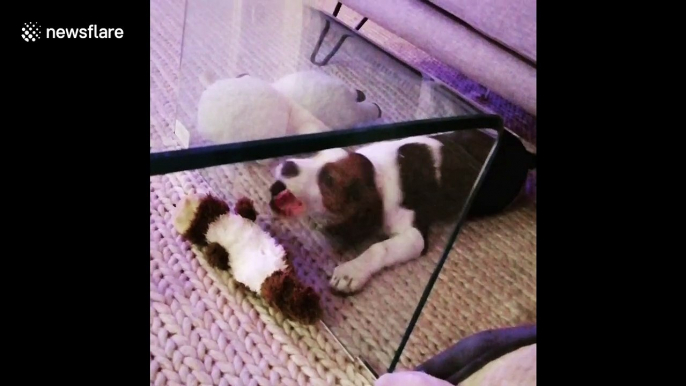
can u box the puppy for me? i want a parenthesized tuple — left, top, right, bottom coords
(270, 129, 535, 294)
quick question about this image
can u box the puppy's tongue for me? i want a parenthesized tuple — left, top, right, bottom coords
(273, 190, 305, 217)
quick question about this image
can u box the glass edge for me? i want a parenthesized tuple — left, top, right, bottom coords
(170, 0, 191, 150)
(386, 124, 505, 373)
(149, 114, 502, 176)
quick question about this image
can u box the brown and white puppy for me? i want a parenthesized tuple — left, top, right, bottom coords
(270, 129, 535, 294)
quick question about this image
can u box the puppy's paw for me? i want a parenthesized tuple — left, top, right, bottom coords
(330, 259, 372, 294)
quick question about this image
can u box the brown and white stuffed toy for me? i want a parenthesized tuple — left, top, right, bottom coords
(173, 194, 323, 325)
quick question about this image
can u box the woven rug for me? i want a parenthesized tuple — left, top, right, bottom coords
(150, 0, 536, 384)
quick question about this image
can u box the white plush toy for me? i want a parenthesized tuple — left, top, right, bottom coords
(197, 73, 327, 144)
(196, 70, 382, 145)
(271, 70, 382, 130)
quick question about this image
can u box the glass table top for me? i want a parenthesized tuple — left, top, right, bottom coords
(150, 0, 504, 377)
(149, 0, 486, 155)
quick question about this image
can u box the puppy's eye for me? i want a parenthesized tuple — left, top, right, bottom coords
(324, 174, 334, 188)
(319, 170, 335, 188)
(356, 89, 366, 102)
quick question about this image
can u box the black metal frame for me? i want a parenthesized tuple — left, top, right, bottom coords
(310, 2, 368, 66)
(151, 2, 508, 377)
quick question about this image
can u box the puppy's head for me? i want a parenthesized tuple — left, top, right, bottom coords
(271, 149, 380, 225)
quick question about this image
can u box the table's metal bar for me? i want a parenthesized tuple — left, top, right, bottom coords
(150, 114, 502, 176)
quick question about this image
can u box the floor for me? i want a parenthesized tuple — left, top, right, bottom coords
(150, 0, 536, 385)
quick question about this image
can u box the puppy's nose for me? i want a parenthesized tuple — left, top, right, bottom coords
(270, 180, 287, 197)
(281, 161, 299, 178)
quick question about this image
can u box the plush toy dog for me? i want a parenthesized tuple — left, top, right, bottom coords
(173, 194, 323, 325)
(197, 70, 381, 145)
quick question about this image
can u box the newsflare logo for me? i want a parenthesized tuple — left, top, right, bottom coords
(22, 23, 124, 42)
(22, 22, 41, 42)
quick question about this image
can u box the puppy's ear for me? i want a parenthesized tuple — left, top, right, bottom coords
(348, 153, 376, 186)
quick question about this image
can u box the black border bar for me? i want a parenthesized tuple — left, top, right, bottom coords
(150, 114, 502, 175)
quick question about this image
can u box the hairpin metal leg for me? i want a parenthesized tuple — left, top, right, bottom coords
(310, 2, 369, 66)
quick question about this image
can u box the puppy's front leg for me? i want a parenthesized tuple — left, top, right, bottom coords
(330, 227, 424, 294)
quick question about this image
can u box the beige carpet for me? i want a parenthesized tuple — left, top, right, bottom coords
(150, 0, 536, 384)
